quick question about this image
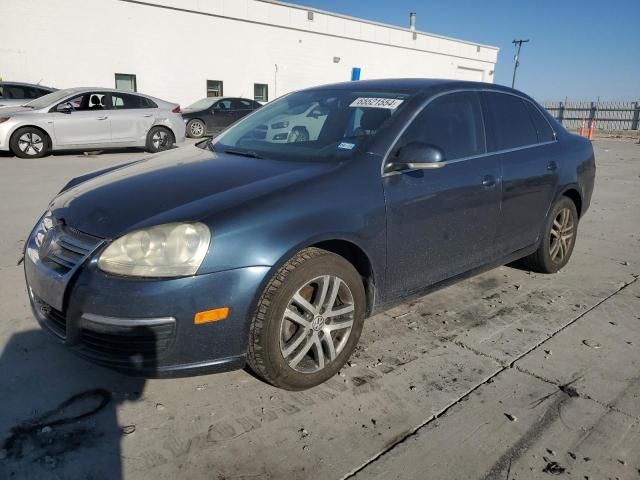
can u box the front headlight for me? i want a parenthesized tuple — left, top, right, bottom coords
(98, 222, 211, 277)
(34, 210, 54, 248)
(270, 121, 289, 129)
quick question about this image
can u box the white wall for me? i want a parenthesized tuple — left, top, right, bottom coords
(0, 0, 498, 107)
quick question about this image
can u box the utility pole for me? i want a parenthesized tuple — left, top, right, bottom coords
(511, 39, 529, 88)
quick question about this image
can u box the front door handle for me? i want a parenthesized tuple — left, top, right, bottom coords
(547, 160, 558, 171)
(96, 116, 108, 120)
(482, 175, 496, 188)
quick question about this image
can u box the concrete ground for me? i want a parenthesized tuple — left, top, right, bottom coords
(0, 139, 638, 480)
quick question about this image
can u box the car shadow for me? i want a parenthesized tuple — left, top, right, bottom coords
(0, 328, 152, 479)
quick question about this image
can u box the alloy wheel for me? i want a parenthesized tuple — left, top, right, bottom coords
(189, 121, 204, 137)
(152, 130, 169, 149)
(549, 207, 574, 263)
(280, 275, 355, 373)
(18, 132, 44, 156)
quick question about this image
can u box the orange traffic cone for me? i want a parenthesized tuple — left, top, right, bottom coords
(578, 117, 585, 136)
(588, 119, 595, 141)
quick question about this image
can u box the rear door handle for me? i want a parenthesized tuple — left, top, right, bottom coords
(547, 161, 558, 171)
(143, 114, 152, 118)
(96, 116, 108, 120)
(482, 175, 496, 188)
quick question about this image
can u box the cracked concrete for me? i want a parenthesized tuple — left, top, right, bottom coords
(1, 139, 639, 479)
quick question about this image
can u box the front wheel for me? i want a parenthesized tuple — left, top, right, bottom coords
(146, 126, 175, 153)
(10, 127, 50, 159)
(247, 248, 366, 390)
(521, 196, 578, 273)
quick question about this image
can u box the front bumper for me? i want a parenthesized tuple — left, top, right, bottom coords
(24, 230, 271, 377)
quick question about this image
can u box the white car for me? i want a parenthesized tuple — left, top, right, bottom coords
(255, 102, 329, 143)
(0, 88, 186, 158)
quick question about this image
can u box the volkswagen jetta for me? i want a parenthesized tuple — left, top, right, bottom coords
(24, 79, 595, 390)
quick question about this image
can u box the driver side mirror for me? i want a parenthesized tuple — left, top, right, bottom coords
(56, 102, 73, 114)
(385, 142, 446, 173)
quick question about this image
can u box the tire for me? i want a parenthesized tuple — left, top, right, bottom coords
(521, 196, 579, 273)
(10, 127, 50, 159)
(145, 126, 175, 153)
(247, 247, 366, 390)
(287, 127, 309, 143)
(186, 119, 206, 139)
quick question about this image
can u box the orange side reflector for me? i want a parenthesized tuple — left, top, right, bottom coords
(194, 307, 229, 324)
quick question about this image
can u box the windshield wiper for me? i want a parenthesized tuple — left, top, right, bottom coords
(224, 148, 263, 159)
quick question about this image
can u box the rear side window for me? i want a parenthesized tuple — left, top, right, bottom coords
(483, 92, 538, 151)
(395, 91, 485, 161)
(111, 93, 157, 109)
(525, 102, 555, 142)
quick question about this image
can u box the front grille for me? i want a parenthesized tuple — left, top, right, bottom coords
(34, 295, 66, 338)
(40, 225, 102, 274)
(78, 322, 175, 363)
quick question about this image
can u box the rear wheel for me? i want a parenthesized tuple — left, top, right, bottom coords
(247, 248, 365, 390)
(10, 127, 50, 159)
(521, 196, 578, 273)
(186, 119, 206, 138)
(146, 126, 174, 153)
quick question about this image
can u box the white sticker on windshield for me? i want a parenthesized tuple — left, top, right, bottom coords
(349, 97, 404, 109)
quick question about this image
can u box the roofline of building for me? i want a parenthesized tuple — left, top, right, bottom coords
(119, 0, 499, 64)
(258, 0, 500, 51)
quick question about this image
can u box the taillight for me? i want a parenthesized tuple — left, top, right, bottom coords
(172, 105, 181, 113)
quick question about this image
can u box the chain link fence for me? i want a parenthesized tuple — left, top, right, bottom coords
(540, 101, 640, 131)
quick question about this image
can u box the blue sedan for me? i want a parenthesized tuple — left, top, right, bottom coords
(24, 79, 595, 390)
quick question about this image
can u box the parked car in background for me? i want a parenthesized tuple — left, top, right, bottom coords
(0, 87, 185, 158)
(182, 97, 261, 138)
(254, 101, 330, 143)
(24, 79, 595, 390)
(0, 81, 57, 107)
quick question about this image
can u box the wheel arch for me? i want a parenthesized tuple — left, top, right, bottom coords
(561, 187, 583, 218)
(264, 236, 378, 318)
(9, 124, 53, 149)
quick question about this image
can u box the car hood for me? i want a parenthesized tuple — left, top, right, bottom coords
(0, 106, 36, 114)
(49, 145, 336, 239)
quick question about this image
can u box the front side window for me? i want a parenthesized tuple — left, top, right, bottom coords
(115, 73, 137, 92)
(392, 91, 485, 161)
(213, 89, 412, 162)
(214, 99, 233, 110)
(483, 92, 538, 151)
(63, 92, 110, 111)
(254, 83, 268, 102)
(207, 80, 223, 97)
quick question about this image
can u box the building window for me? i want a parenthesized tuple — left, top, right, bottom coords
(115, 73, 137, 92)
(254, 83, 268, 102)
(207, 80, 223, 97)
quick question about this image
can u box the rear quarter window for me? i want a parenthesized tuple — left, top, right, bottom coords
(483, 92, 538, 151)
(525, 102, 555, 142)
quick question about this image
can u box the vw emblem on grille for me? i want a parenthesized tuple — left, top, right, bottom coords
(39, 226, 58, 259)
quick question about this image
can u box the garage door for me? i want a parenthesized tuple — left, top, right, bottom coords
(456, 66, 484, 82)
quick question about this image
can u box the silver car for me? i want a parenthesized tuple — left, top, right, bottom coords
(0, 81, 57, 107)
(0, 88, 186, 158)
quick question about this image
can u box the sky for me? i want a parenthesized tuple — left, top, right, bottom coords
(288, 0, 640, 101)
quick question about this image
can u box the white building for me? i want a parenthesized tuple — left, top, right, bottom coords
(1, 0, 499, 107)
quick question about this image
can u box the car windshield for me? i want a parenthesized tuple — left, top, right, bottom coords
(212, 89, 413, 161)
(186, 98, 217, 110)
(22, 89, 79, 109)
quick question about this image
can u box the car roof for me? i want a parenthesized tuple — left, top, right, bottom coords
(309, 78, 527, 97)
(0, 81, 57, 91)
